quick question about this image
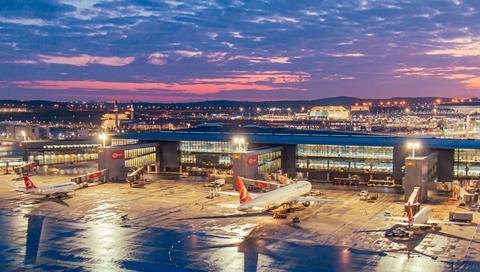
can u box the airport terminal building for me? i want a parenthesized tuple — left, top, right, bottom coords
(102, 126, 480, 188)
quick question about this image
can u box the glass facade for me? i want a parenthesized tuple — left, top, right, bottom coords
(258, 150, 282, 175)
(28, 144, 100, 165)
(180, 141, 247, 153)
(296, 144, 393, 173)
(180, 141, 246, 169)
(125, 146, 156, 168)
(454, 149, 480, 178)
(112, 138, 139, 146)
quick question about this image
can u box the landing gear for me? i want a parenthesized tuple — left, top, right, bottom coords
(302, 201, 311, 207)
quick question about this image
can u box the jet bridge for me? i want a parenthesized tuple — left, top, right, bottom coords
(71, 169, 109, 188)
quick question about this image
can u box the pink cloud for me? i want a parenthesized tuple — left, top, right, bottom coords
(461, 77, 480, 89)
(11, 80, 302, 94)
(190, 71, 310, 84)
(37, 54, 135, 66)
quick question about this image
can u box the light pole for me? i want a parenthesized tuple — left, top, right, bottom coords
(407, 142, 420, 158)
(233, 137, 246, 152)
(99, 133, 107, 147)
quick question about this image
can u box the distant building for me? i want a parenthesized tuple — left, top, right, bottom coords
(101, 113, 130, 130)
(437, 104, 480, 115)
(0, 122, 50, 141)
(308, 106, 351, 120)
(351, 105, 370, 113)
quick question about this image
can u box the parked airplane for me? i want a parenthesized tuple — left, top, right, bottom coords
(386, 202, 472, 228)
(17, 176, 79, 198)
(214, 177, 337, 212)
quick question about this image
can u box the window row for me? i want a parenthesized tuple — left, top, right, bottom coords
(125, 147, 156, 159)
(29, 153, 98, 165)
(125, 153, 156, 168)
(296, 158, 393, 173)
(180, 141, 247, 153)
(297, 144, 393, 160)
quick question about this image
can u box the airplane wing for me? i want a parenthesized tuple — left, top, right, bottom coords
(427, 219, 473, 226)
(292, 196, 338, 203)
(206, 190, 260, 198)
(213, 203, 264, 210)
(51, 190, 75, 196)
(385, 216, 408, 221)
(15, 188, 26, 192)
(389, 221, 432, 227)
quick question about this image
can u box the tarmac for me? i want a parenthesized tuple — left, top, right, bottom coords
(0, 166, 479, 271)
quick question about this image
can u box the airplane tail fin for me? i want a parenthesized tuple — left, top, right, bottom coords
(235, 176, 252, 204)
(23, 176, 37, 190)
(407, 202, 413, 225)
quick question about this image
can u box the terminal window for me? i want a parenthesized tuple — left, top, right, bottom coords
(454, 148, 480, 178)
(296, 144, 393, 173)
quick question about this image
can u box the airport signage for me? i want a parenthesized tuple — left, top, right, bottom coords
(110, 150, 125, 160)
(247, 155, 258, 167)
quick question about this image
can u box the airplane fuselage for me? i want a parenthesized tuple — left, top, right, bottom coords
(25, 182, 79, 196)
(237, 180, 312, 211)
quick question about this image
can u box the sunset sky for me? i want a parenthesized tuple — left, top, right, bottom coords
(1, 0, 480, 102)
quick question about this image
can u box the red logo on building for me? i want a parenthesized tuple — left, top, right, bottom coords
(110, 150, 125, 160)
(254, 181, 267, 188)
(247, 155, 258, 167)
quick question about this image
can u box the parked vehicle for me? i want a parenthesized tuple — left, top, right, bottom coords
(385, 228, 411, 238)
(449, 211, 473, 223)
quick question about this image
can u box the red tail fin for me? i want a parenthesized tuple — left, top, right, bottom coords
(235, 177, 252, 204)
(407, 202, 413, 225)
(23, 176, 37, 190)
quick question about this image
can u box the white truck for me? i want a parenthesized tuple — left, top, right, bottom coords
(449, 211, 473, 223)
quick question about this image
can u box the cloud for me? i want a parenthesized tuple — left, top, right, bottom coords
(0, 16, 50, 26)
(251, 15, 299, 24)
(425, 36, 480, 57)
(173, 50, 203, 58)
(148, 52, 168, 65)
(206, 52, 228, 63)
(36, 54, 135, 66)
(443, 74, 475, 80)
(10, 80, 302, 95)
(230, 31, 244, 38)
(395, 65, 480, 89)
(323, 74, 356, 80)
(462, 77, 480, 89)
(229, 55, 291, 64)
(9, 60, 38, 64)
(394, 67, 435, 76)
(190, 71, 310, 84)
(325, 52, 365, 57)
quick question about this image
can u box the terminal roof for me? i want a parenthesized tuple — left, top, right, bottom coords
(114, 126, 480, 149)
